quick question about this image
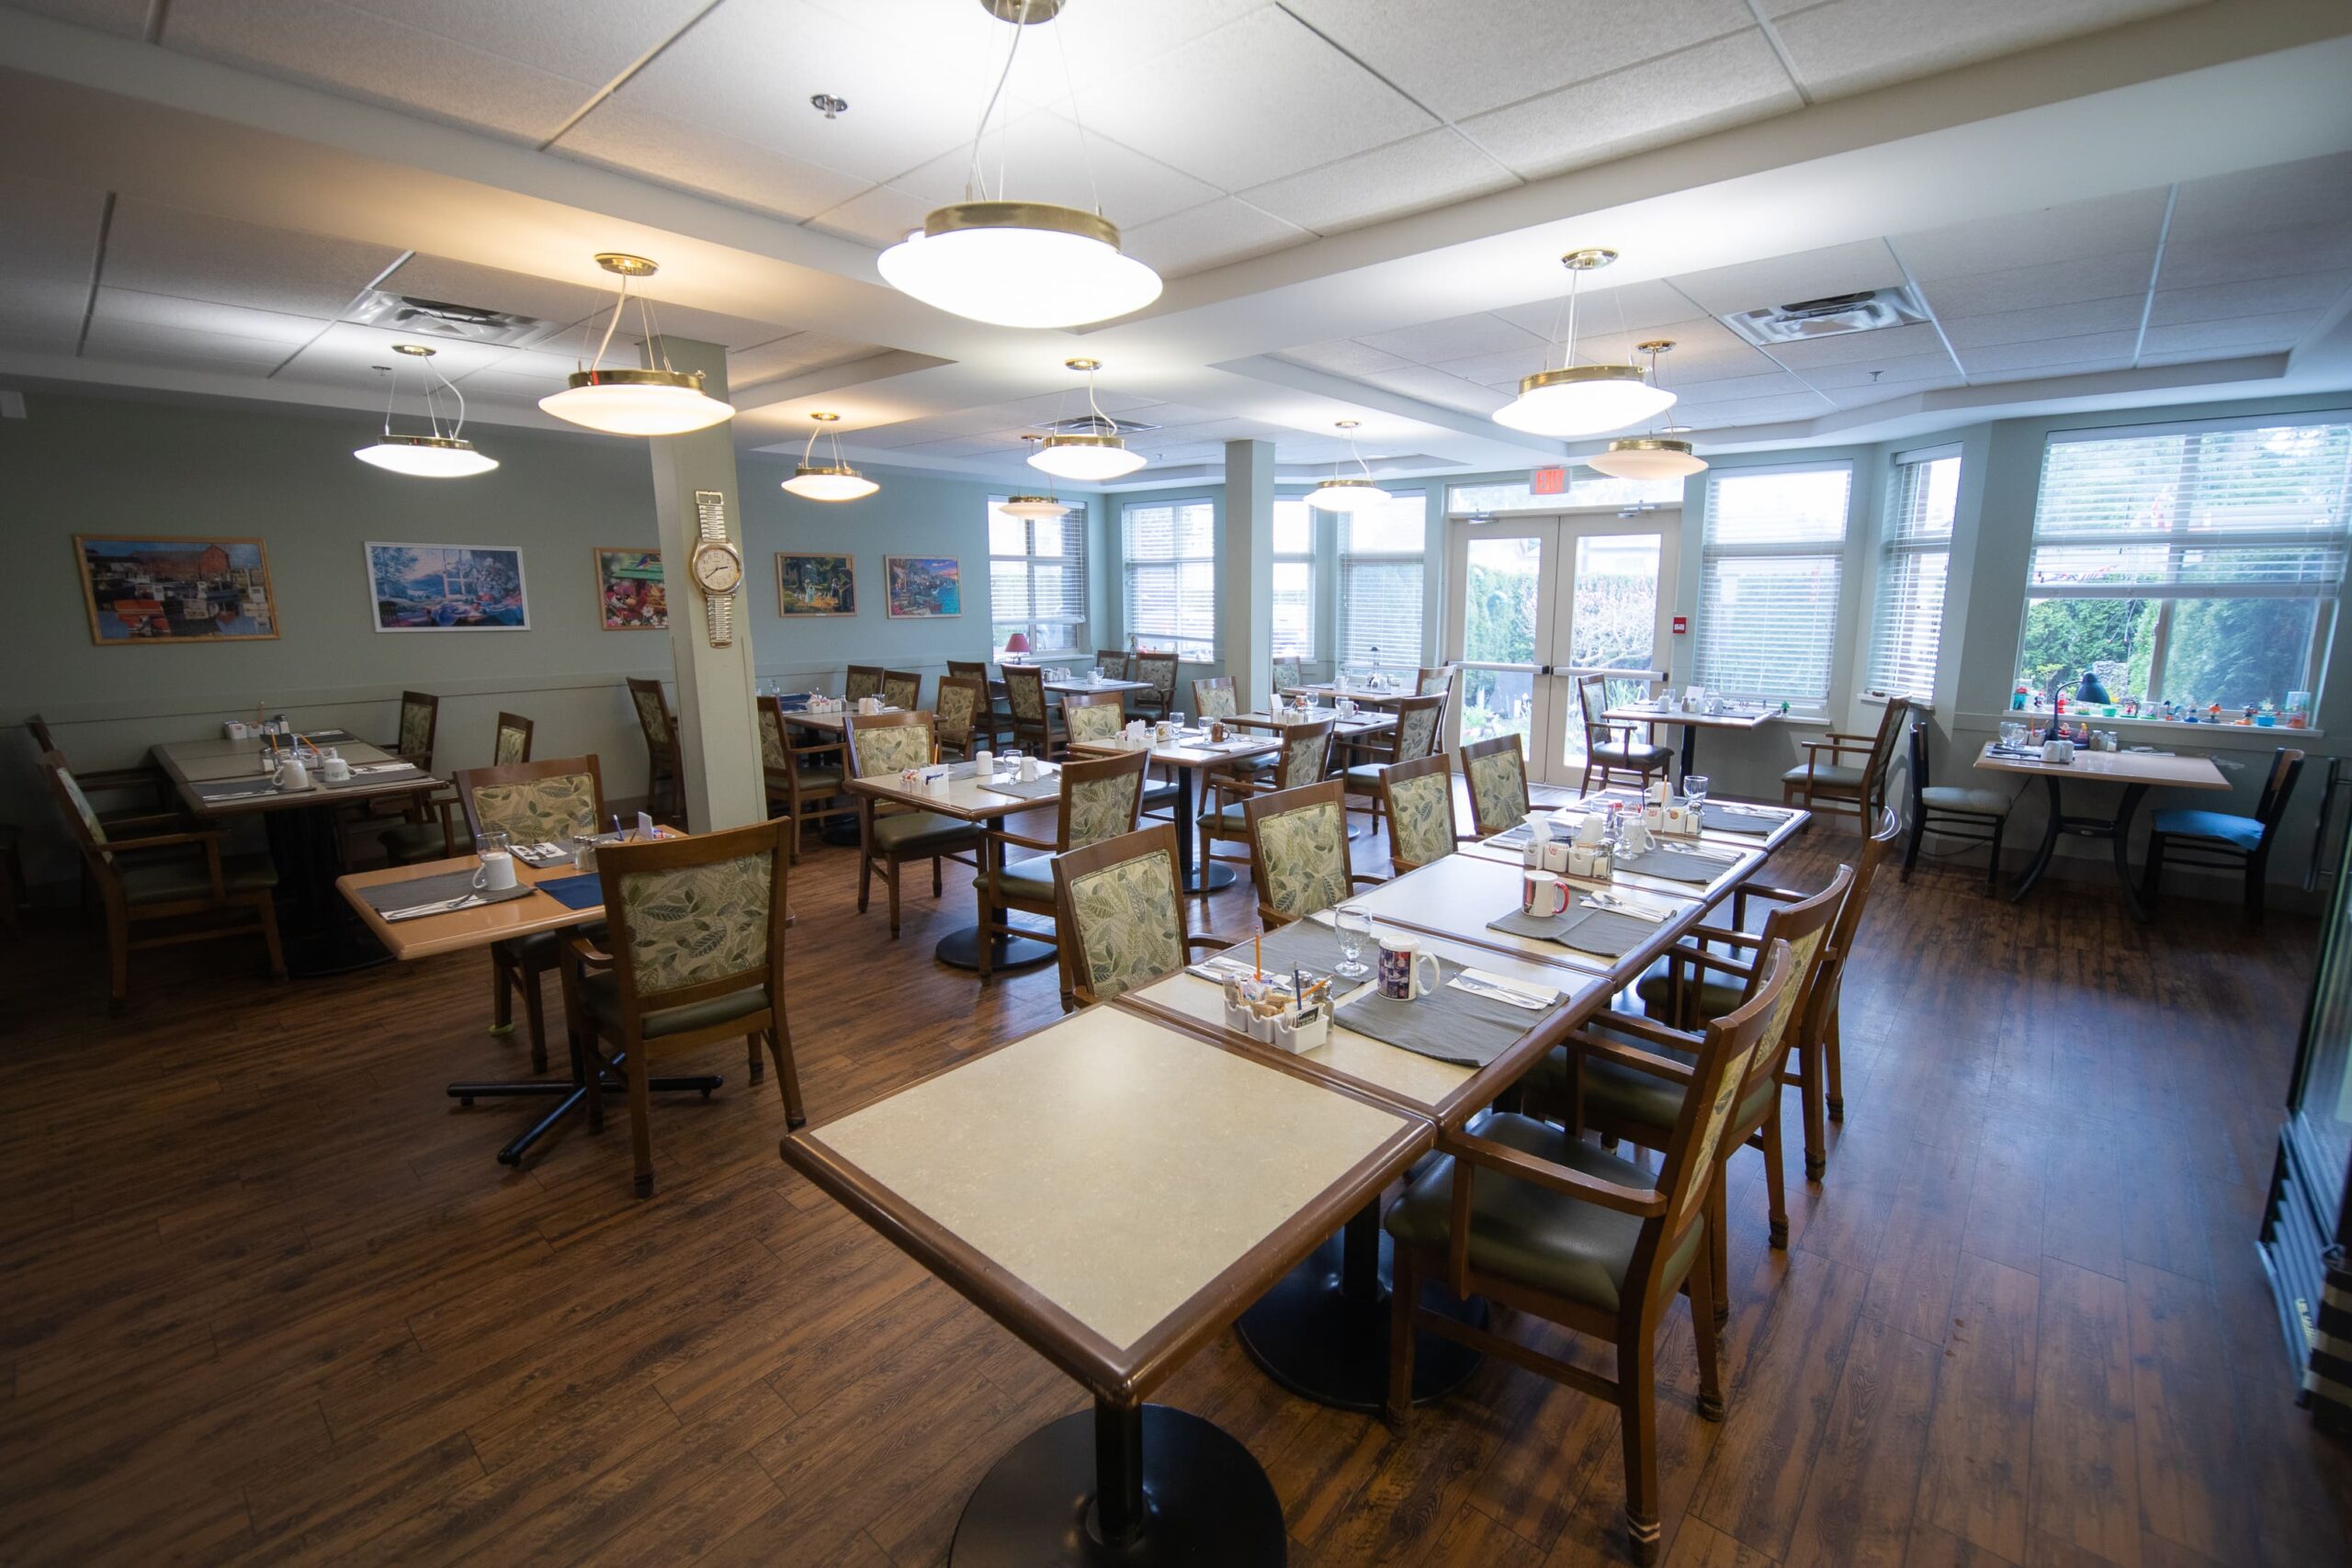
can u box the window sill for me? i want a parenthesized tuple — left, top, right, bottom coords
(1860, 692, 1934, 714)
(1959, 709, 2323, 742)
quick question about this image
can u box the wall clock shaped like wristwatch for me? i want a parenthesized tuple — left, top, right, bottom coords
(689, 489, 743, 646)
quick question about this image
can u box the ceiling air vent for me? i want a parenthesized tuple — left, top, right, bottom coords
(345, 290, 561, 349)
(1722, 286, 1928, 347)
(1046, 412, 1160, 436)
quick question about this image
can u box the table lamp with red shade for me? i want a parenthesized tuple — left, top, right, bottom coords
(1003, 631, 1030, 660)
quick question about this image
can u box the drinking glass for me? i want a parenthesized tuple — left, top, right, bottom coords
(999, 747, 1022, 778)
(1999, 721, 2025, 749)
(1683, 773, 1710, 812)
(1335, 906, 1374, 978)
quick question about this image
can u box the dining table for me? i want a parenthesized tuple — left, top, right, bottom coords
(1041, 674, 1156, 702)
(843, 759, 1079, 972)
(334, 829, 712, 1167)
(1280, 682, 1418, 711)
(1602, 701, 1805, 785)
(153, 732, 443, 976)
(1063, 728, 1282, 894)
(1973, 740, 2230, 919)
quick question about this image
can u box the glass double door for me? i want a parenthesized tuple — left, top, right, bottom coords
(1443, 512, 1679, 787)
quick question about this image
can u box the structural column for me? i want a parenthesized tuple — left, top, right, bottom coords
(646, 337, 764, 831)
(1224, 437, 1275, 710)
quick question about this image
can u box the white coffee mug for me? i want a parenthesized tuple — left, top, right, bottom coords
(972, 750, 995, 774)
(1155, 721, 1175, 743)
(273, 757, 310, 791)
(321, 752, 352, 783)
(1575, 814, 1605, 846)
(1522, 869, 1570, 918)
(472, 850, 518, 892)
(859, 695, 881, 715)
(1019, 755, 1040, 782)
(1621, 818, 1655, 856)
(1377, 934, 1441, 1000)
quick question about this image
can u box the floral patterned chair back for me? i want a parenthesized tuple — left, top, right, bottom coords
(1271, 659, 1303, 693)
(458, 756, 605, 844)
(492, 713, 534, 767)
(625, 678, 673, 749)
(1003, 664, 1047, 723)
(1133, 651, 1179, 714)
(1275, 718, 1336, 789)
(1192, 677, 1238, 720)
(933, 676, 986, 754)
(843, 712, 934, 779)
(1244, 780, 1358, 926)
(40, 753, 111, 863)
(757, 699, 794, 777)
(1380, 751, 1457, 873)
(610, 841, 776, 1001)
(881, 671, 923, 711)
(843, 666, 886, 702)
(1417, 666, 1454, 697)
(1460, 733, 1531, 839)
(1061, 693, 1125, 746)
(395, 691, 439, 765)
(1056, 749, 1149, 851)
(945, 660, 989, 682)
(1052, 826, 1191, 1006)
(1388, 693, 1445, 763)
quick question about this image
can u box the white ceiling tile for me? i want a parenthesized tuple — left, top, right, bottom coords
(338, 0, 711, 85)
(1911, 251, 2158, 317)
(1675, 390, 1833, 427)
(1820, 378, 1969, 410)
(6, 0, 148, 32)
(1567, 318, 1765, 381)
(551, 96, 874, 223)
(93, 288, 326, 346)
(803, 185, 933, 249)
(1356, 366, 1511, 416)
(80, 317, 303, 371)
(2158, 220, 2352, 290)
(874, 108, 1218, 231)
(1074, 7, 1436, 190)
(1282, 0, 1757, 121)
(1969, 357, 2145, 385)
(1459, 30, 1799, 182)
(1769, 0, 2202, 99)
(377, 254, 615, 333)
(1238, 130, 1517, 237)
(1426, 346, 1548, 387)
(1358, 311, 1546, 365)
(103, 199, 407, 318)
(274, 320, 517, 388)
(1668, 239, 1904, 316)
(1763, 321, 1954, 370)
(1892, 187, 2172, 280)
(1666, 369, 1816, 405)
(1939, 295, 2146, 348)
(1121, 198, 1311, 278)
(443, 368, 571, 405)
(1955, 332, 2142, 373)
(1793, 352, 1970, 389)
(728, 333, 888, 387)
(1491, 278, 1700, 340)
(2138, 311, 2325, 355)
(2146, 273, 2352, 327)
(1273, 341, 1417, 379)
(0, 175, 105, 354)
(805, 0, 1264, 109)
(2136, 347, 2292, 369)
(2165, 151, 2352, 241)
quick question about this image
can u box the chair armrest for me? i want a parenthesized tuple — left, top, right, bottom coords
(1657, 942, 1757, 982)
(565, 931, 615, 967)
(1348, 873, 1387, 889)
(1569, 1031, 1700, 1086)
(1183, 934, 1238, 954)
(74, 766, 168, 795)
(1577, 1010, 1702, 1052)
(1684, 923, 1760, 949)
(102, 828, 222, 854)
(1799, 736, 1873, 756)
(992, 829, 1057, 853)
(100, 810, 188, 833)
(1444, 1127, 1667, 1217)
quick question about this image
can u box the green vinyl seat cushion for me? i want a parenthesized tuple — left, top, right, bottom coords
(1922, 784, 2011, 816)
(117, 852, 278, 907)
(381, 819, 469, 864)
(869, 810, 980, 854)
(581, 970, 769, 1040)
(1385, 1111, 1700, 1313)
(976, 854, 1058, 900)
(788, 769, 845, 796)
(500, 920, 607, 968)
(1781, 762, 1864, 791)
(1592, 744, 1669, 768)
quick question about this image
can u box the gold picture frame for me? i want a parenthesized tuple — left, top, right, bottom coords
(776, 552, 857, 617)
(74, 534, 281, 645)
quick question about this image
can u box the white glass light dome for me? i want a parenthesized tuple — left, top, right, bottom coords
(782, 464, 879, 502)
(354, 434, 499, 478)
(879, 202, 1162, 329)
(539, 368, 734, 436)
(1587, 437, 1707, 480)
(1001, 494, 1072, 519)
(1493, 365, 1677, 437)
(1306, 478, 1390, 513)
(1029, 432, 1147, 481)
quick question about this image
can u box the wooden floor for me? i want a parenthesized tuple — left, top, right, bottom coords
(4, 802, 2348, 1568)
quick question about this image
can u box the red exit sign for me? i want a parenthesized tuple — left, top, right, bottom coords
(1531, 466, 1567, 495)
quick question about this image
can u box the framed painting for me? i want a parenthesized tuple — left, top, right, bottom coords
(365, 542, 529, 632)
(594, 547, 667, 630)
(74, 535, 280, 644)
(885, 555, 961, 619)
(776, 552, 857, 617)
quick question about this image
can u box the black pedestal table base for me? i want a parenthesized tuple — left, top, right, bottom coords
(2007, 776, 2150, 921)
(951, 1400, 1284, 1567)
(1182, 862, 1238, 895)
(1235, 1201, 1487, 1412)
(935, 912, 1058, 972)
(266, 803, 391, 977)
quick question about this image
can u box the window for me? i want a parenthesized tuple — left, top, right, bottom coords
(1448, 474, 1684, 513)
(1338, 491, 1427, 671)
(1866, 447, 1960, 701)
(1123, 497, 1218, 660)
(1272, 500, 1315, 660)
(989, 499, 1088, 656)
(1694, 465, 1852, 707)
(2018, 415, 2349, 712)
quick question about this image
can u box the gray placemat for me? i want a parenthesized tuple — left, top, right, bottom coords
(1699, 803, 1790, 834)
(1334, 971, 1544, 1066)
(1485, 821, 1534, 848)
(1488, 903, 1669, 960)
(191, 777, 291, 802)
(316, 764, 429, 791)
(355, 867, 533, 916)
(981, 773, 1063, 801)
(1613, 844, 1743, 884)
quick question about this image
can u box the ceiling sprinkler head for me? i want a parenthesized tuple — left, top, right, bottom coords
(810, 94, 848, 119)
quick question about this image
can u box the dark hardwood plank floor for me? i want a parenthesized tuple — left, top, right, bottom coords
(4, 799, 2348, 1566)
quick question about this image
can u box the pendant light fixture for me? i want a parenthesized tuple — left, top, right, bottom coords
(781, 412, 879, 502)
(1588, 341, 1708, 481)
(876, 0, 1161, 328)
(1494, 248, 1678, 438)
(1001, 495, 1072, 520)
(1306, 421, 1391, 513)
(1029, 358, 1148, 481)
(354, 344, 498, 478)
(539, 254, 735, 436)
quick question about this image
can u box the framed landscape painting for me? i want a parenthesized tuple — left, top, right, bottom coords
(885, 555, 961, 619)
(366, 542, 528, 632)
(776, 552, 856, 617)
(75, 534, 280, 644)
(594, 547, 667, 630)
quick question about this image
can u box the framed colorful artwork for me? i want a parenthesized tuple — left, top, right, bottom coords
(776, 552, 857, 617)
(74, 535, 281, 644)
(365, 542, 529, 632)
(593, 547, 668, 630)
(885, 555, 961, 619)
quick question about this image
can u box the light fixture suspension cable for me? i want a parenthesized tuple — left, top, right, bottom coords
(1053, 6, 1102, 214)
(379, 360, 400, 438)
(967, 6, 1026, 200)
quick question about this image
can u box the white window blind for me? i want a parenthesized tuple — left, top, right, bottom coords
(1338, 492, 1426, 669)
(1272, 500, 1315, 660)
(1694, 466, 1852, 706)
(989, 500, 1087, 656)
(1123, 498, 1218, 660)
(1866, 449, 1960, 701)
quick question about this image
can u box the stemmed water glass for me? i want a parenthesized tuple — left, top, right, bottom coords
(1334, 906, 1374, 978)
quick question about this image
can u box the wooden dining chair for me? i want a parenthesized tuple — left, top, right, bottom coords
(1340, 691, 1446, 833)
(880, 670, 923, 711)
(758, 696, 855, 863)
(1416, 665, 1455, 697)
(1240, 778, 1384, 929)
(1377, 750, 1459, 873)
(1577, 674, 1671, 795)
(39, 750, 286, 1011)
(1199, 718, 1335, 896)
(1001, 664, 1063, 759)
(843, 666, 886, 703)
(2143, 745, 2306, 926)
(972, 749, 1148, 997)
(625, 677, 684, 820)
(1131, 649, 1179, 723)
(1270, 658, 1303, 695)
(1902, 718, 2011, 892)
(931, 674, 989, 761)
(451, 754, 608, 1074)
(24, 714, 173, 815)
(1385, 940, 1794, 1567)
(948, 659, 1010, 748)
(382, 711, 537, 865)
(1058, 689, 1126, 750)
(1753, 807, 1902, 1133)
(384, 690, 441, 770)
(1094, 649, 1133, 681)
(1782, 695, 1912, 829)
(1459, 732, 1532, 840)
(842, 710, 980, 936)
(561, 818, 801, 1198)
(1050, 824, 1238, 1009)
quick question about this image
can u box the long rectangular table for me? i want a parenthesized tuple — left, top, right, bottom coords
(1973, 741, 2229, 919)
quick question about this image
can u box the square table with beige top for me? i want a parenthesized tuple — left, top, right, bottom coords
(845, 760, 1075, 972)
(783, 1003, 1422, 1567)
(1973, 741, 2229, 919)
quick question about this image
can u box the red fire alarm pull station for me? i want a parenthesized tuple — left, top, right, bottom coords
(1531, 466, 1566, 495)
(1672, 615, 1688, 635)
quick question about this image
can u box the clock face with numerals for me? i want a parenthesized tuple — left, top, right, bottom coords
(691, 539, 744, 595)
